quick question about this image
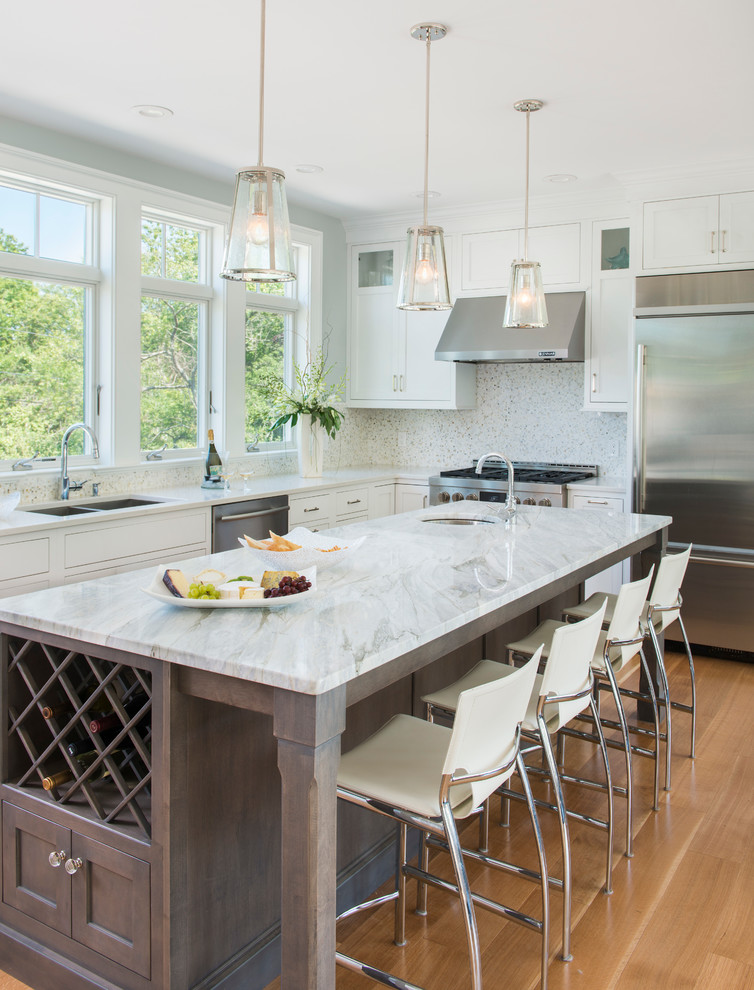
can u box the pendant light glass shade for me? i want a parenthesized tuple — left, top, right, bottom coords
(503, 260, 548, 327)
(221, 166, 295, 281)
(397, 24, 451, 311)
(397, 225, 450, 310)
(220, 0, 295, 283)
(503, 99, 548, 328)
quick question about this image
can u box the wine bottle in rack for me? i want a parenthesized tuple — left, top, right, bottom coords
(43, 751, 119, 791)
(66, 727, 118, 756)
(42, 698, 109, 721)
(89, 691, 149, 734)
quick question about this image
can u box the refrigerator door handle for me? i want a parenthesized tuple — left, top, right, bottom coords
(634, 344, 647, 512)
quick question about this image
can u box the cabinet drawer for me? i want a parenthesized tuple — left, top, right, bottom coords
(289, 493, 332, 526)
(570, 494, 624, 511)
(335, 488, 369, 518)
(64, 510, 208, 569)
(0, 537, 50, 579)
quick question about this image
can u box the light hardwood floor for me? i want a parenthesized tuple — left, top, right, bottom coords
(1, 652, 752, 990)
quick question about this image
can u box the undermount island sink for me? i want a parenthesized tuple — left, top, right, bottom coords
(23, 496, 172, 517)
(422, 514, 502, 526)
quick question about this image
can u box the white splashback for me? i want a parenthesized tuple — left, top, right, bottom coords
(325, 363, 627, 477)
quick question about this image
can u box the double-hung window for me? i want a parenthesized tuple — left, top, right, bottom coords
(0, 178, 100, 464)
(140, 213, 214, 456)
(243, 233, 321, 451)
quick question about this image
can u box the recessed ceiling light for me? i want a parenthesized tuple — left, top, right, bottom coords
(295, 164, 324, 173)
(544, 173, 577, 183)
(412, 190, 441, 199)
(131, 105, 174, 119)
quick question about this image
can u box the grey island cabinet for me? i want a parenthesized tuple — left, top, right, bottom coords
(0, 502, 669, 990)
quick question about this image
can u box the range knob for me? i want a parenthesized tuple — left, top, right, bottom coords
(514, 496, 521, 504)
(522, 497, 536, 506)
(538, 498, 552, 507)
(465, 493, 479, 501)
(451, 492, 464, 502)
(437, 491, 450, 504)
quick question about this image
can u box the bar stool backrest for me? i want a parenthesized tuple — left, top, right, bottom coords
(444, 647, 542, 816)
(540, 601, 608, 728)
(649, 545, 692, 632)
(607, 567, 654, 667)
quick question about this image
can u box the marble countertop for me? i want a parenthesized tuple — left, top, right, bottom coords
(0, 502, 670, 696)
(0, 466, 437, 537)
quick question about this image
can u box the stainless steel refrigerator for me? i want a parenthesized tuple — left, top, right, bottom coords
(634, 270, 754, 656)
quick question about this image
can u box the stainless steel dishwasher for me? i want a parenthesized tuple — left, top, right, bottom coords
(211, 495, 289, 552)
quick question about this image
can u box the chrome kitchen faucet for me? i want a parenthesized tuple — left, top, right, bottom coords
(476, 451, 517, 517)
(60, 423, 100, 500)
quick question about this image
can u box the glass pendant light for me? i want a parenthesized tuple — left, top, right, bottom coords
(397, 24, 451, 311)
(220, 0, 295, 282)
(503, 100, 548, 328)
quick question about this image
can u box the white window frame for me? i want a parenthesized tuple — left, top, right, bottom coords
(230, 226, 323, 457)
(0, 142, 323, 480)
(0, 166, 104, 472)
(139, 208, 217, 461)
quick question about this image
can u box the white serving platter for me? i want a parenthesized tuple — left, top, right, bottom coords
(141, 565, 317, 609)
(238, 526, 365, 571)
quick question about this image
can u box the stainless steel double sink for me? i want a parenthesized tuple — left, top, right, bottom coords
(22, 496, 173, 517)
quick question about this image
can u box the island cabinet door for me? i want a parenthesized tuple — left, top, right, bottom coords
(2, 802, 71, 935)
(70, 832, 151, 979)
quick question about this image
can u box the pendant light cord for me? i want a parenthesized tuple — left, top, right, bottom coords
(258, 0, 266, 167)
(423, 31, 431, 228)
(523, 107, 530, 261)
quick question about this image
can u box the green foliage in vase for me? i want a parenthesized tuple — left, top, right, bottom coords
(259, 349, 346, 439)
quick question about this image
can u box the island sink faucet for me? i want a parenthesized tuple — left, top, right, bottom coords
(60, 423, 100, 500)
(475, 451, 517, 517)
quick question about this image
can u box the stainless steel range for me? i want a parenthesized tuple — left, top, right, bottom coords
(428, 461, 597, 508)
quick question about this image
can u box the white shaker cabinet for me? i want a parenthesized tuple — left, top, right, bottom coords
(347, 242, 475, 409)
(585, 221, 632, 411)
(569, 489, 629, 595)
(460, 223, 581, 292)
(394, 483, 428, 514)
(642, 192, 754, 269)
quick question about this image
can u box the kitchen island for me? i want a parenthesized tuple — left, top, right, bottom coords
(0, 502, 669, 990)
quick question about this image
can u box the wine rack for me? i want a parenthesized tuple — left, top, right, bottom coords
(5, 635, 153, 838)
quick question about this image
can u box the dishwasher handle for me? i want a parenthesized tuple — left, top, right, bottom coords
(216, 506, 287, 523)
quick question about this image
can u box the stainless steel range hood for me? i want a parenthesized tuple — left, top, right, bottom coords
(435, 291, 586, 363)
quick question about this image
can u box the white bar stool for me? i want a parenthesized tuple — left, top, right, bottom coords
(504, 571, 655, 857)
(337, 651, 549, 990)
(562, 545, 696, 792)
(421, 602, 609, 963)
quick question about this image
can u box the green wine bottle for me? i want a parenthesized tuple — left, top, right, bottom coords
(205, 429, 222, 482)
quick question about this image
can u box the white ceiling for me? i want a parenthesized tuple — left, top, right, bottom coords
(2, 0, 754, 220)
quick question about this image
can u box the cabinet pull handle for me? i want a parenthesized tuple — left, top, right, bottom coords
(587, 499, 609, 505)
(65, 857, 84, 875)
(710, 230, 716, 254)
(399, 375, 404, 391)
(346, 499, 361, 505)
(591, 372, 597, 393)
(49, 850, 67, 868)
(392, 375, 397, 392)
(422, 495, 428, 508)
(721, 229, 727, 253)
(303, 506, 319, 513)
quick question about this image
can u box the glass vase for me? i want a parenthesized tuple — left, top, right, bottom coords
(298, 414, 324, 478)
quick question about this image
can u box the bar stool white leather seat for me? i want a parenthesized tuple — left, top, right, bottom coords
(562, 546, 696, 792)
(421, 602, 609, 964)
(337, 650, 549, 990)
(505, 571, 655, 857)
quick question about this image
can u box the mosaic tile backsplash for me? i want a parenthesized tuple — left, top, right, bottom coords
(326, 364, 627, 477)
(3, 365, 626, 502)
